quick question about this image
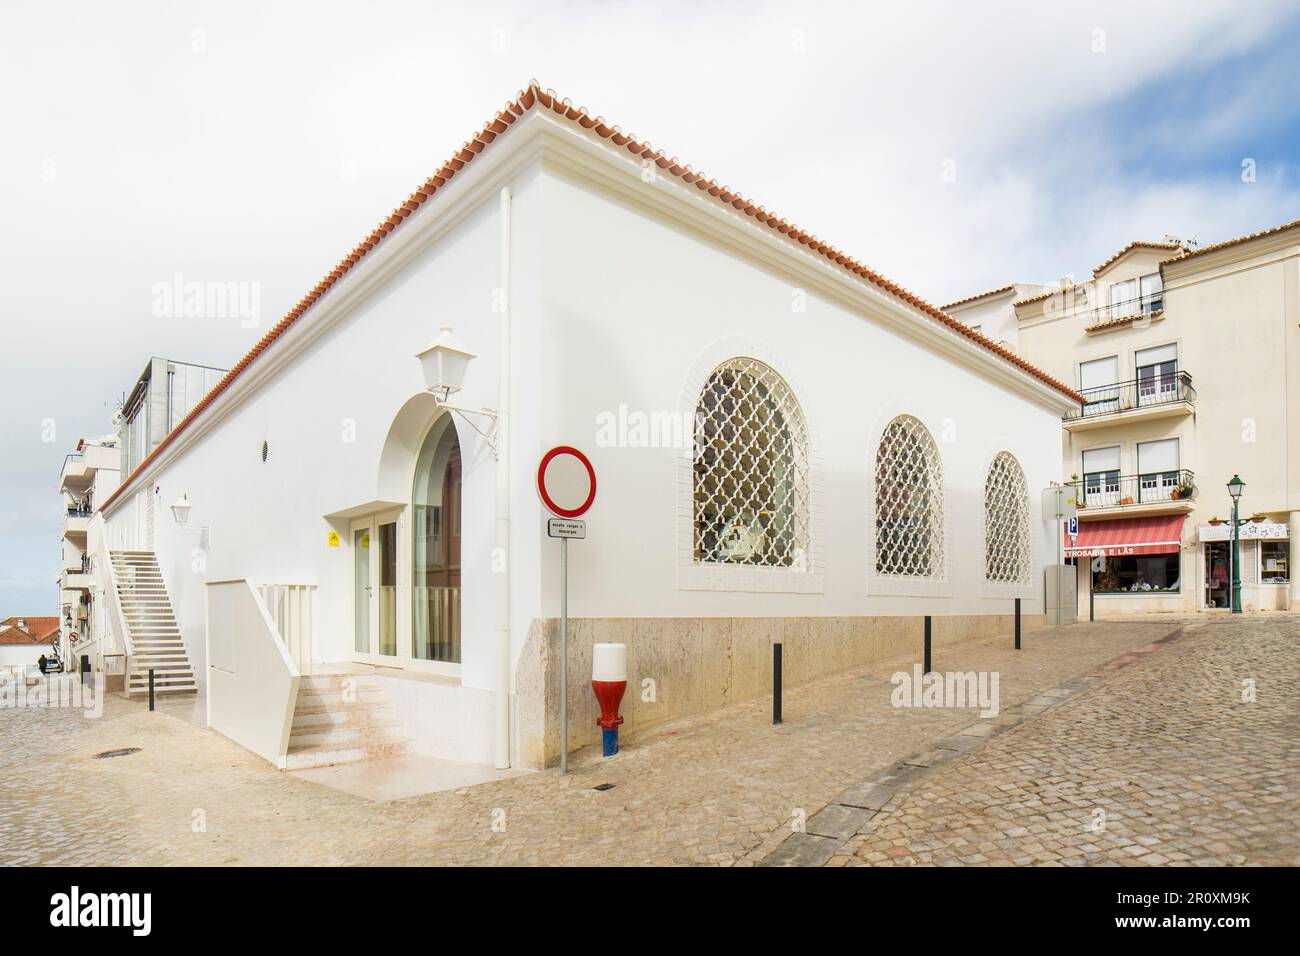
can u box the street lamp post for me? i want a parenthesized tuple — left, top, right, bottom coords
(1227, 474, 1246, 614)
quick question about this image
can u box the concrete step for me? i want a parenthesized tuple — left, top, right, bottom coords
(130, 675, 195, 686)
(297, 674, 381, 693)
(283, 737, 408, 771)
(288, 720, 407, 751)
(293, 686, 385, 709)
(129, 684, 197, 696)
(292, 702, 399, 731)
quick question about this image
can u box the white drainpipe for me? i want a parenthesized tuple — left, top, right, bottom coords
(494, 185, 512, 769)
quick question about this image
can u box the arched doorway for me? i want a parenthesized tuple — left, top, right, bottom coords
(411, 415, 462, 663)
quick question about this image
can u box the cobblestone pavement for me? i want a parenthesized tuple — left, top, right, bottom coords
(762, 616, 1298, 867)
(1, 617, 1291, 866)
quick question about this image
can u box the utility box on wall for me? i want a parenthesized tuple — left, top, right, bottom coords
(1044, 564, 1077, 626)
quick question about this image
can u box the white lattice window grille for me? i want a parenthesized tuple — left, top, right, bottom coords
(985, 452, 1031, 586)
(874, 415, 944, 579)
(693, 358, 811, 570)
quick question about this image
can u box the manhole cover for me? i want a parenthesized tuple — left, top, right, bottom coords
(593, 783, 615, 791)
(93, 748, 141, 759)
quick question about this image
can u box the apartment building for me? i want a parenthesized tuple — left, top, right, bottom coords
(56, 434, 120, 669)
(946, 221, 1300, 615)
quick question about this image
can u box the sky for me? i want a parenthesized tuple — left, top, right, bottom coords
(2, 0, 1299, 616)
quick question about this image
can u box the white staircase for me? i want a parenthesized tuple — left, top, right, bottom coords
(286, 674, 409, 770)
(110, 550, 198, 696)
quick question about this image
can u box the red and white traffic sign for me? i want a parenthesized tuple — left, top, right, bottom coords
(536, 446, 597, 518)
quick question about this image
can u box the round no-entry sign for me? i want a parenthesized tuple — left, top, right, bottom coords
(537, 446, 597, 518)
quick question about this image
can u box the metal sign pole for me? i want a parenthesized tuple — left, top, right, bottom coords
(560, 534, 568, 774)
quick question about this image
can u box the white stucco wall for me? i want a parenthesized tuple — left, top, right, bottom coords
(531, 167, 1061, 620)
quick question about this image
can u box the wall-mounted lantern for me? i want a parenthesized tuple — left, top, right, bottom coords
(415, 325, 500, 458)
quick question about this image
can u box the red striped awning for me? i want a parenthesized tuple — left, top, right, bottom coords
(1064, 514, 1186, 558)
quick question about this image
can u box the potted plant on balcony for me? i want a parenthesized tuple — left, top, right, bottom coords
(1121, 496, 1134, 505)
(1175, 477, 1196, 500)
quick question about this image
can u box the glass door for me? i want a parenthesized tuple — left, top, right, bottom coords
(351, 510, 402, 663)
(352, 522, 371, 657)
(375, 514, 399, 660)
(1204, 542, 1230, 609)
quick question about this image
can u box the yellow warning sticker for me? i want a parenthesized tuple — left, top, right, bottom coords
(327, 531, 340, 547)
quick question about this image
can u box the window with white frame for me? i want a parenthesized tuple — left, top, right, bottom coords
(1135, 343, 1178, 405)
(1136, 438, 1180, 503)
(1079, 355, 1120, 415)
(1140, 272, 1163, 312)
(1107, 273, 1161, 319)
(1260, 540, 1290, 584)
(874, 415, 944, 579)
(984, 452, 1031, 585)
(1081, 445, 1121, 507)
(1108, 279, 1138, 319)
(692, 358, 810, 569)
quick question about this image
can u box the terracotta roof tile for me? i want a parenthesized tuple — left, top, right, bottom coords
(1014, 283, 1088, 308)
(101, 82, 1081, 512)
(940, 285, 1015, 310)
(0, 616, 60, 645)
(1092, 240, 1185, 277)
(1162, 217, 1300, 265)
(1083, 310, 1163, 334)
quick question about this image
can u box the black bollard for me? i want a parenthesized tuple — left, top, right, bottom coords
(1014, 598, 1021, 650)
(924, 616, 932, 674)
(773, 642, 783, 725)
(148, 668, 155, 711)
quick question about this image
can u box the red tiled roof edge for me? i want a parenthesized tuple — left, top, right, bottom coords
(1014, 283, 1087, 308)
(939, 285, 1015, 311)
(1161, 217, 1300, 265)
(1092, 240, 1185, 277)
(101, 83, 1082, 512)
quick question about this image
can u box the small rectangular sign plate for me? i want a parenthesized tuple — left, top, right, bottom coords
(547, 518, 586, 539)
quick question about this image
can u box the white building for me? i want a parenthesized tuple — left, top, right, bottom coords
(89, 83, 1079, 771)
(56, 435, 119, 671)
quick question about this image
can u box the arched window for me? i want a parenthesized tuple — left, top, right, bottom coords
(984, 451, 1031, 585)
(412, 416, 462, 663)
(874, 415, 944, 579)
(693, 358, 810, 569)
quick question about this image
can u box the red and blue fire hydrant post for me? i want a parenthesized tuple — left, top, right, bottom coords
(591, 643, 627, 757)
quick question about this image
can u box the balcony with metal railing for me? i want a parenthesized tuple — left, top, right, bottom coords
(1068, 468, 1196, 518)
(1063, 370, 1195, 430)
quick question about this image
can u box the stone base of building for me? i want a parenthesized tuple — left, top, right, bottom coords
(514, 613, 1039, 770)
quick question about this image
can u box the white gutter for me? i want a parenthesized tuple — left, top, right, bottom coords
(494, 185, 512, 769)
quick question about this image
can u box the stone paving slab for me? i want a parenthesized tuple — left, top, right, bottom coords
(771, 617, 1299, 867)
(805, 804, 876, 840)
(1, 617, 1252, 867)
(759, 832, 841, 867)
